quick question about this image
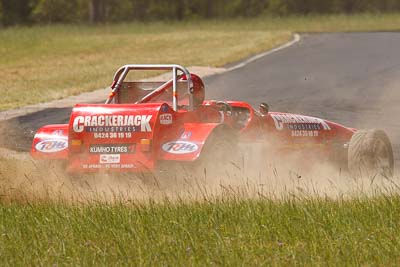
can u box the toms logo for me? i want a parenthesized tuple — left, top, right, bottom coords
(35, 139, 67, 153)
(99, 154, 120, 164)
(162, 141, 198, 154)
(160, 114, 173, 125)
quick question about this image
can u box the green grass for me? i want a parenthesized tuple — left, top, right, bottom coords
(2, 14, 400, 265)
(1, 195, 400, 265)
(1, 13, 400, 266)
(1, 13, 400, 110)
(0, 23, 291, 111)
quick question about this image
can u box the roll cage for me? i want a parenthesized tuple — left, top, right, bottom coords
(105, 64, 194, 111)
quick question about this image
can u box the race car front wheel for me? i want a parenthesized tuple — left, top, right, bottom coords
(348, 129, 394, 178)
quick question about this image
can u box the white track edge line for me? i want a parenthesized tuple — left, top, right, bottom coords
(227, 33, 301, 72)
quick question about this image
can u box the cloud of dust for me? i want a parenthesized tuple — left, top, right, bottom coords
(218, 139, 400, 200)
(0, 148, 161, 203)
(335, 68, 400, 172)
(0, 141, 398, 205)
(1, 76, 400, 204)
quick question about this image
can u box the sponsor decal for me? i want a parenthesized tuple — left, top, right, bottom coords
(35, 139, 67, 153)
(180, 131, 192, 140)
(93, 132, 132, 139)
(73, 115, 152, 133)
(99, 154, 120, 164)
(271, 114, 331, 132)
(52, 130, 64, 136)
(160, 114, 173, 125)
(162, 141, 198, 154)
(90, 144, 136, 154)
(292, 130, 319, 137)
(82, 163, 134, 169)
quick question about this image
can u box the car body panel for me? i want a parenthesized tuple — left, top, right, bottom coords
(31, 124, 69, 160)
(30, 64, 358, 174)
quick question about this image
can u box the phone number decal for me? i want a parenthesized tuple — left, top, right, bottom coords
(291, 130, 319, 137)
(94, 132, 132, 139)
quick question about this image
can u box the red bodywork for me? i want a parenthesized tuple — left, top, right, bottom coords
(31, 65, 356, 174)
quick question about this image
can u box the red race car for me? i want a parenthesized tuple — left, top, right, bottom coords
(31, 64, 394, 178)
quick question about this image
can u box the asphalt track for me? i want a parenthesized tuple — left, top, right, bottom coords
(2, 32, 400, 167)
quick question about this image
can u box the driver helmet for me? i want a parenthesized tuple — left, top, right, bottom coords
(181, 74, 205, 107)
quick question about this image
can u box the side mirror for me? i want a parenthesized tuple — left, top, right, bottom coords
(260, 102, 269, 115)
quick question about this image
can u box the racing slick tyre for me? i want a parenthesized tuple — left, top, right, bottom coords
(348, 129, 394, 178)
(193, 126, 240, 182)
(155, 127, 240, 189)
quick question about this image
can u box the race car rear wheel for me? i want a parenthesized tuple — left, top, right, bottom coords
(348, 129, 394, 178)
(155, 127, 240, 188)
(194, 126, 240, 181)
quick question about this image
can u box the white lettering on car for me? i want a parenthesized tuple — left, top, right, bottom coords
(180, 131, 192, 140)
(291, 130, 319, 137)
(89, 144, 135, 154)
(270, 114, 331, 131)
(160, 114, 173, 125)
(73, 116, 84, 133)
(82, 163, 135, 169)
(72, 115, 153, 133)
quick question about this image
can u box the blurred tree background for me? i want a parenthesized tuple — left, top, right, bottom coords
(1, 0, 400, 26)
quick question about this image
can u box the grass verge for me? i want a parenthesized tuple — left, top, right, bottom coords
(1, 14, 400, 110)
(1, 195, 400, 265)
(0, 25, 291, 110)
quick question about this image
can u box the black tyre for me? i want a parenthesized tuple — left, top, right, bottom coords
(155, 126, 240, 189)
(348, 129, 394, 178)
(193, 126, 240, 181)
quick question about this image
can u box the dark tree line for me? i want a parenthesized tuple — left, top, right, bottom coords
(1, 0, 400, 26)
